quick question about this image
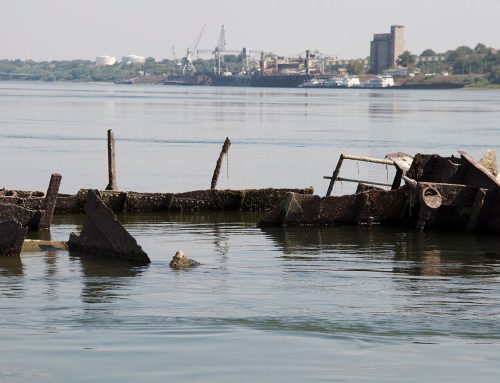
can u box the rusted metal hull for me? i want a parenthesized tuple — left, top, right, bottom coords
(260, 151, 500, 234)
(259, 188, 410, 228)
(0, 187, 314, 214)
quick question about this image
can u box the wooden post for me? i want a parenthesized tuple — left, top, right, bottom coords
(105, 129, 117, 191)
(40, 173, 62, 229)
(211, 137, 231, 189)
(326, 154, 344, 197)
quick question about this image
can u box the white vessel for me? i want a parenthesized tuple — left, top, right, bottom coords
(323, 77, 344, 87)
(298, 78, 325, 88)
(323, 76, 360, 88)
(340, 76, 360, 88)
(361, 75, 395, 88)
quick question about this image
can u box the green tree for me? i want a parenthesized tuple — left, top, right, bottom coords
(474, 43, 489, 54)
(446, 46, 474, 64)
(488, 65, 500, 84)
(397, 51, 417, 68)
(347, 60, 364, 75)
(143, 57, 156, 74)
(420, 49, 437, 57)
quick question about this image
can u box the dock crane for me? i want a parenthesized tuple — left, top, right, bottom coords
(214, 25, 227, 75)
(195, 25, 270, 75)
(197, 25, 250, 75)
(182, 25, 206, 75)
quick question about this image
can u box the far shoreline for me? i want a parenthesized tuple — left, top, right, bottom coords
(1, 78, 500, 90)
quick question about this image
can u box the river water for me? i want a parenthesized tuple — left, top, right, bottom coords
(1, 82, 500, 382)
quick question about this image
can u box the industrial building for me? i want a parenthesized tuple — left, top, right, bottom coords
(369, 25, 405, 74)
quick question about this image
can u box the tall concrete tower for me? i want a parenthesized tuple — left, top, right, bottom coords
(369, 25, 405, 74)
(390, 25, 405, 68)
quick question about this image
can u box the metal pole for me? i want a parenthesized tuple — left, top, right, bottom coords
(323, 176, 392, 188)
(211, 137, 231, 189)
(105, 129, 117, 191)
(326, 154, 344, 196)
(341, 155, 393, 165)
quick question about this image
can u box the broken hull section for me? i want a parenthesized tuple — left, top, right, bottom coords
(260, 151, 500, 234)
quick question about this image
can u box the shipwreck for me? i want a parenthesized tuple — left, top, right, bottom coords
(260, 150, 500, 234)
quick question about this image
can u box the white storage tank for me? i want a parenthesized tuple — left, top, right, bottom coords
(95, 56, 117, 66)
(121, 55, 146, 65)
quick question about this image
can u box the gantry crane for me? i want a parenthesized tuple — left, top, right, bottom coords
(182, 25, 206, 75)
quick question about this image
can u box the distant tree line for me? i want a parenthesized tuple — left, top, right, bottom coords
(0, 54, 245, 83)
(394, 43, 500, 84)
(2, 43, 500, 85)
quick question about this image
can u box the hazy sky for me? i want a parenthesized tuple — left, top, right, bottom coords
(2, 0, 500, 61)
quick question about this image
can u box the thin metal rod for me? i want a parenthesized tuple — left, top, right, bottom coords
(341, 155, 394, 166)
(325, 153, 395, 196)
(326, 154, 344, 196)
(323, 176, 392, 188)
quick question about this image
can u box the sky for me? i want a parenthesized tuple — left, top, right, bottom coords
(2, 0, 500, 61)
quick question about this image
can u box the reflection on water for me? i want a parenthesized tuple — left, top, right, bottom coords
(0, 256, 24, 298)
(1, 211, 500, 381)
(262, 225, 500, 277)
(73, 254, 146, 304)
(0, 256, 24, 277)
(392, 231, 500, 277)
(43, 251, 59, 299)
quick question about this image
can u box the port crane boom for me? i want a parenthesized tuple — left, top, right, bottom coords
(183, 24, 206, 75)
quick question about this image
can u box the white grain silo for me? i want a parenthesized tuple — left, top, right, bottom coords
(121, 55, 146, 65)
(95, 56, 117, 66)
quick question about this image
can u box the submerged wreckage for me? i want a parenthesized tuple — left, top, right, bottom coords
(2, 143, 500, 261)
(260, 150, 500, 234)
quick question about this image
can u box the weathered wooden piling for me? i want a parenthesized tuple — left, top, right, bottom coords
(105, 129, 118, 191)
(40, 173, 62, 229)
(211, 137, 231, 190)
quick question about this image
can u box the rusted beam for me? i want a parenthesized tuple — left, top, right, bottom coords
(326, 154, 344, 196)
(105, 129, 118, 191)
(326, 154, 395, 197)
(211, 137, 231, 190)
(323, 176, 392, 188)
(342, 155, 393, 165)
(391, 168, 403, 190)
